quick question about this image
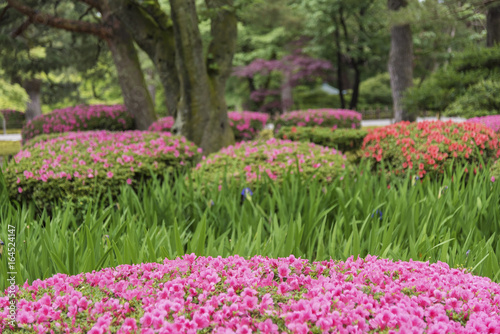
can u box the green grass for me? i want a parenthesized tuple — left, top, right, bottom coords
(0, 140, 21, 156)
(0, 163, 499, 290)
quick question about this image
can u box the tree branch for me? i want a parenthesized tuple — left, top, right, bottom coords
(0, 4, 10, 22)
(79, 0, 102, 11)
(6, 0, 111, 38)
(11, 17, 32, 37)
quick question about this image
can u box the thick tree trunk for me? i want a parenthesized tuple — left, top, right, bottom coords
(349, 63, 361, 110)
(106, 18, 156, 130)
(281, 70, 293, 113)
(388, 0, 413, 122)
(169, 0, 235, 155)
(23, 78, 42, 121)
(109, 0, 179, 117)
(146, 69, 156, 107)
(487, 5, 500, 47)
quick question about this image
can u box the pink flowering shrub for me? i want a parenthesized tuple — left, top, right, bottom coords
(1, 255, 499, 333)
(362, 121, 500, 179)
(148, 116, 174, 132)
(274, 109, 362, 132)
(4, 131, 200, 208)
(21, 105, 134, 142)
(467, 115, 500, 133)
(193, 138, 348, 185)
(0, 109, 25, 128)
(228, 111, 269, 141)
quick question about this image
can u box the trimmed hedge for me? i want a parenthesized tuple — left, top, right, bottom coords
(0, 109, 25, 128)
(362, 120, 500, 178)
(277, 126, 368, 153)
(228, 111, 269, 141)
(21, 105, 134, 142)
(274, 109, 362, 132)
(193, 138, 348, 185)
(5, 131, 200, 208)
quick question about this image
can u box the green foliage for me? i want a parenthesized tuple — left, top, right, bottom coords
(444, 80, 500, 118)
(0, 78, 29, 111)
(1, 163, 500, 289)
(277, 126, 368, 153)
(292, 85, 343, 110)
(357, 73, 393, 109)
(405, 45, 500, 114)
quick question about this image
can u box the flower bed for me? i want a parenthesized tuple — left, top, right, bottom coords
(193, 138, 348, 185)
(149, 112, 269, 142)
(0, 109, 25, 128)
(467, 115, 500, 133)
(362, 120, 500, 178)
(274, 109, 362, 131)
(277, 126, 368, 153)
(4, 131, 200, 207)
(21, 105, 134, 142)
(148, 116, 174, 132)
(1, 255, 499, 333)
(228, 111, 269, 141)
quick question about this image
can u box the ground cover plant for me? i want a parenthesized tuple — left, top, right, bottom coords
(362, 120, 500, 179)
(1, 255, 500, 333)
(467, 115, 500, 133)
(0, 109, 25, 128)
(21, 105, 134, 142)
(3, 131, 199, 208)
(192, 138, 348, 185)
(1, 162, 499, 291)
(274, 109, 362, 132)
(277, 126, 368, 153)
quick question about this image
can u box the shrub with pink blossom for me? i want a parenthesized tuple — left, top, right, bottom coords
(467, 115, 500, 133)
(1, 255, 499, 333)
(4, 131, 200, 208)
(193, 138, 348, 185)
(21, 105, 134, 142)
(274, 109, 362, 132)
(148, 116, 175, 132)
(0, 109, 25, 128)
(228, 111, 269, 141)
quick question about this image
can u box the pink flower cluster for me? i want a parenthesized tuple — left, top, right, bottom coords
(195, 138, 346, 183)
(148, 116, 175, 132)
(228, 111, 269, 141)
(274, 109, 362, 131)
(467, 115, 500, 133)
(0, 109, 25, 126)
(22, 105, 134, 142)
(1, 255, 499, 333)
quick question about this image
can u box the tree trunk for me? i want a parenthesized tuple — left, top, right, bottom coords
(487, 5, 500, 47)
(106, 17, 157, 130)
(146, 69, 156, 107)
(23, 78, 42, 121)
(349, 63, 361, 110)
(109, 0, 179, 117)
(388, 0, 413, 122)
(281, 69, 293, 113)
(169, 0, 236, 155)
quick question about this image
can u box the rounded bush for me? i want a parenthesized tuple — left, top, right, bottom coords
(193, 138, 348, 185)
(467, 115, 500, 133)
(362, 121, 500, 178)
(445, 80, 500, 118)
(228, 111, 269, 141)
(2, 255, 499, 333)
(4, 131, 200, 207)
(277, 126, 368, 153)
(148, 116, 174, 132)
(21, 105, 134, 142)
(274, 109, 362, 132)
(0, 109, 25, 128)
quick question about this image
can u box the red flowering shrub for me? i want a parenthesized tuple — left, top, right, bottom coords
(1, 255, 500, 333)
(362, 121, 500, 178)
(228, 111, 269, 141)
(21, 105, 134, 142)
(274, 109, 362, 132)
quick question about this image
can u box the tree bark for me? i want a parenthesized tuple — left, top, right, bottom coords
(108, 0, 179, 117)
(169, 0, 235, 155)
(105, 17, 157, 130)
(487, 4, 500, 47)
(23, 78, 42, 121)
(281, 69, 293, 113)
(388, 0, 413, 122)
(349, 63, 361, 110)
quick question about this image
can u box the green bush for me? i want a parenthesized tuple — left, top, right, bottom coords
(357, 72, 393, 110)
(192, 138, 349, 185)
(4, 131, 199, 209)
(276, 126, 368, 153)
(444, 80, 500, 118)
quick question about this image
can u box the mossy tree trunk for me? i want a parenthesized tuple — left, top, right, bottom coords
(169, 0, 236, 155)
(487, 4, 500, 47)
(388, 0, 413, 123)
(23, 78, 42, 121)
